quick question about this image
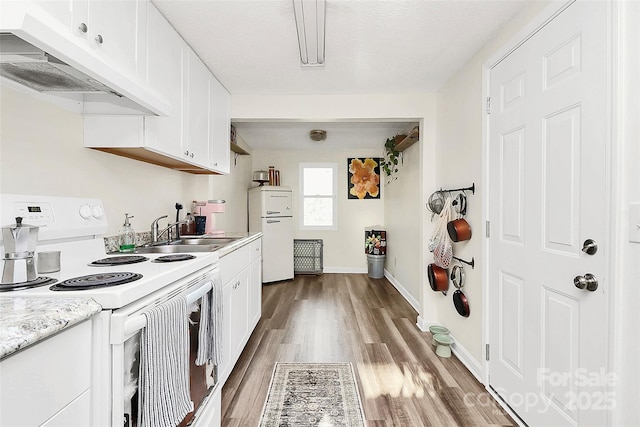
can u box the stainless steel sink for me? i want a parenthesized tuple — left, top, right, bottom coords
(175, 237, 242, 245)
(136, 244, 222, 254)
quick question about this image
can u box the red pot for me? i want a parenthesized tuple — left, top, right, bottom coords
(428, 263, 449, 292)
(447, 218, 472, 242)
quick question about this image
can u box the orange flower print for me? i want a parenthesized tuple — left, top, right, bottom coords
(349, 158, 380, 199)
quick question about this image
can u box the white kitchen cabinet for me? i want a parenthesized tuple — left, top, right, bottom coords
(217, 237, 262, 386)
(144, 3, 185, 159)
(229, 267, 250, 357)
(29, 0, 145, 80)
(209, 75, 231, 174)
(0, 320, 92, 426)
(185, 48, 212, 168)
(249, 239, 262, 330)
(83, 2, 231, 174)
(2, 1, 167, 114)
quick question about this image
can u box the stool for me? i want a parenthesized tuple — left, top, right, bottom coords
(429, 325, 450, 346)
(433, 334, 454, 358)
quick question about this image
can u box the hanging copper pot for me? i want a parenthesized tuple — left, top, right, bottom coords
(447, 218, 472, 242)
(428, 263, 449, 292)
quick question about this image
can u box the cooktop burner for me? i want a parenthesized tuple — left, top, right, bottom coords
(0, 277, 57, 292)
(152, 254, 197, 263)
(50, 272, 143, 291)
(89, 255, 149, 266)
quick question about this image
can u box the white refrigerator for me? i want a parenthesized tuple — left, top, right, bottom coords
(248, 186, 294, 283)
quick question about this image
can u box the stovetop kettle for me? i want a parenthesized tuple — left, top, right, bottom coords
(2, 217, 39, 284)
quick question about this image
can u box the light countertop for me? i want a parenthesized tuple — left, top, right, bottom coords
(0, 297, 101, 359)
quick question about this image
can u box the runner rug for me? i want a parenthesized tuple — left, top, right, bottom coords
(259, 362, 366, 427)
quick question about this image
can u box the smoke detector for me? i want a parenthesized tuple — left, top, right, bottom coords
(309, 129, 327, 142)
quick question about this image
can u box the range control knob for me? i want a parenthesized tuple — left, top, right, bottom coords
(91, 205, 104, 219)
(79, 204, 92, 219)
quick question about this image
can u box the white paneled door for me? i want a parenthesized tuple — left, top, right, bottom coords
(488, 1, 609, 426)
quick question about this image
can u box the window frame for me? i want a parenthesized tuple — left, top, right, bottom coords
(299, 162, 338, 230)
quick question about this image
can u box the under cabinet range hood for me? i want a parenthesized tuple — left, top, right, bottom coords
(0, 31, 170, 116)
(0, 34, 120, 95)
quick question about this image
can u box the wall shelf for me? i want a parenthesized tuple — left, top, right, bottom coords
(230, 143, 249, 166)
(395, 126, 419, 152)
(230, 143, 249, 155)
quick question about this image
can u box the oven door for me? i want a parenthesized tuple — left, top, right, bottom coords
(109, 266, 220, 427)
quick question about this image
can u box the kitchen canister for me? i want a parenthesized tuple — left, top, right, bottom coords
(37, 251, 61, 274)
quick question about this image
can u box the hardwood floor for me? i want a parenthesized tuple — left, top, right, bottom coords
(221, 273, 515, 426)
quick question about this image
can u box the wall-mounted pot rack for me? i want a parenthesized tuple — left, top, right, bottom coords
(439, 183, 475, 195)
(452, 256, 474, 269)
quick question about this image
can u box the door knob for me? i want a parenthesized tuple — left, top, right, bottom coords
(582, 239, 598, 255)
(574, 273, 598, 291)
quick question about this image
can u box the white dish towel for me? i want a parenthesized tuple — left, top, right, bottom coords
(196, 272, 223, 366)
(138, 295, 193, 427)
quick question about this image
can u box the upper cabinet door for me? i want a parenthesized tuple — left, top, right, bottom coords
(86, 0, 145, 79)
(185, 48, 212, 168)
(28, 0, 143, 79)
(144, 3, 184, 158)
(209, 75, 231, 174)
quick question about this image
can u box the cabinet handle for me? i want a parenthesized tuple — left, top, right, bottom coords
(95, 34, 104, 44)
(184, 150, 189, 156)
(213, 162, 218, 166)
(78, 23, 88, 33)
(190, 152, 194, 158)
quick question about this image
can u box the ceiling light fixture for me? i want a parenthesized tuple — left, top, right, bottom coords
(310, 129, 327, 141)
(292, 0, 326, 67)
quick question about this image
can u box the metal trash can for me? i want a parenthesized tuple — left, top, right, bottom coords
(367, 254, 386, 279)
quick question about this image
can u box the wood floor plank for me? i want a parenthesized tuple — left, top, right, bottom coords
(221, 273, 515, 426)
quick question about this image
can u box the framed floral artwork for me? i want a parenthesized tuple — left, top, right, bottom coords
(348, 158, 381, 199)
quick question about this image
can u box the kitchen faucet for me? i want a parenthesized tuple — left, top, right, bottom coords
(150, 215, 190, 245)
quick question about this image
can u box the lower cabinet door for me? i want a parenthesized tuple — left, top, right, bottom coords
(230, 267, 250, 356)
(249, 258, 262, 329)
(219, 279, 234, 385)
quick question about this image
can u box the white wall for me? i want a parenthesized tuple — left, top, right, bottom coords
(251, 148, 384, 271)
(206, 134, 253, 233)
(611, 2, 640, 424)
(383, 137, 422, 311)
(433, 1, 551, 369)
(0, 84, 210, 237)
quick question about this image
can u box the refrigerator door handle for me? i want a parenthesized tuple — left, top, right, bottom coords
(266, 211, 281, 215)
(267, 219, 281, 224)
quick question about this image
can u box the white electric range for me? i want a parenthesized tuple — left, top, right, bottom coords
(0, 194, 222, 427)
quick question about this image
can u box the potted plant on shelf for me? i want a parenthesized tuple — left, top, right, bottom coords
(380, 135, 404, 183)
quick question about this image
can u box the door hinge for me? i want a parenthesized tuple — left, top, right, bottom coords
(486, 97, 491, 114)
(486, 344, 490, 361)
(486, 221, 490, 238)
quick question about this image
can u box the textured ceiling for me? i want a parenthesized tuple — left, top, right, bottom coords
(152, 0, 533, 149)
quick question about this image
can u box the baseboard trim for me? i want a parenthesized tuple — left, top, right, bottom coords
(449, 334, 483, 383)
(383, 269, 421, 313)
(322, 267, 367, 274)
(415, 318, 484, 383)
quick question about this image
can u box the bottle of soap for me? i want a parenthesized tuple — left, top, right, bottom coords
(119, 213, 136, 253)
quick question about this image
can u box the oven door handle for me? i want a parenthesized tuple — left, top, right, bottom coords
(123, 280, 213, 337)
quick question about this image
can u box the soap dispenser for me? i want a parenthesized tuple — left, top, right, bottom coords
(119, 213, 136, 253)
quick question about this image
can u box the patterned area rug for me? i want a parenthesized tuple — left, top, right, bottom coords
(259, 363, 366, 427)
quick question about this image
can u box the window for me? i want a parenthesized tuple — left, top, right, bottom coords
(299, 163, 337, 230)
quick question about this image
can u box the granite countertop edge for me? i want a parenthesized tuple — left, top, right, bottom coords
(0, 297, 102, 360)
